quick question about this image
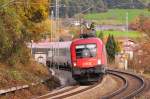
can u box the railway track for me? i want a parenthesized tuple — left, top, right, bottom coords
(0, 68, 146, 99)
(35, 69, 146, 99)
(35, 81, 100, 99)
(34, 73, 117, 99)
(102, 69, 145, 99)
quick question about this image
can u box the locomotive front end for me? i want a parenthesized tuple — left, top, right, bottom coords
(70, 38, 107, 83)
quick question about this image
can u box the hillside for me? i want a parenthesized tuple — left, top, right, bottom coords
(85, 9, 150, 25)
(0, 0, 60, 98)
(103, 0, 145, 8)
(51, 0, 107, 18)
(51, 0, 147, 18)
(139, 0, 150, 5)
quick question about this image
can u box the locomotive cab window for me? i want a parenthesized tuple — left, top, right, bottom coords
(75, 44, 97, 58)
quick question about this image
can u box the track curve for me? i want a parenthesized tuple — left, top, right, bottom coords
(35, 69, 145, 99)
(102, 69, 145, 99)
(35, 84, 98, 99)
(34, 75, 114, 99)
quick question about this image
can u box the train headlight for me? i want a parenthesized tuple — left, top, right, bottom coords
(97, 59, 101, 65)
(73, 62, 76, 67)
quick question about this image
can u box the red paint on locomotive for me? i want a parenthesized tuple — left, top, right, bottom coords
(70, 37, 107, 68)
(70, 37, 107, 83)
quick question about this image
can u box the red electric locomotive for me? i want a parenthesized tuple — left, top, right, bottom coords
(70, 35, 107, 83)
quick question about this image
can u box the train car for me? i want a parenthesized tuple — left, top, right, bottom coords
(70, 37, 107, 83)
(46, 41, 72, 69)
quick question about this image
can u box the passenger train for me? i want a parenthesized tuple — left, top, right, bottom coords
(70, 34, 107, 83)
(44, 33, 107, 83)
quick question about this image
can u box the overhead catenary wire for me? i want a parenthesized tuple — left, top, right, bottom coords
(56, 0, 60, 69)
(49, 0, 60, 69)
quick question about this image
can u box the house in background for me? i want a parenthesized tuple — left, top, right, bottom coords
(115, 38, 138, 69)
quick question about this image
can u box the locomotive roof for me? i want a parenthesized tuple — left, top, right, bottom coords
(72, 37, 103, 44)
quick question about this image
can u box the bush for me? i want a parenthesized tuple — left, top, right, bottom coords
(129, 15, 150, 37)
(129, 42, 150, 73)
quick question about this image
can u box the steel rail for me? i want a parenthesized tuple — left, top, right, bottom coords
(101, 71, 128, 99)
(35, 86, 79, 99)
(35, 75, 103, 99)
(104, 69, 145, 99)
(37, 83, 98, 99)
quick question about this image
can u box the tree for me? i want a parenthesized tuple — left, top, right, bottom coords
(53, 0, 107, 18)
(0, 0, 50, 65)
(106, 35, 117, 63)
(148, 3, 150, 11)
(129, 15, 150, 38)
(129, 42, 150, 73)
(0, 3, 25, 65)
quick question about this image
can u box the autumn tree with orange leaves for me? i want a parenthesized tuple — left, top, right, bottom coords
(129, 15, 150, 37)
(128, 42, 150, 73)
(0, 0, 50, 65)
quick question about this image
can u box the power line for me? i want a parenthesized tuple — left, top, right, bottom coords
(126, 12, 129, 32)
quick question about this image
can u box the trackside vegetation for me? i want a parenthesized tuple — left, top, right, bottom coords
(106, 35, 119, 63)
(0, 0, 60, 98)
(96, 30, 141, 38)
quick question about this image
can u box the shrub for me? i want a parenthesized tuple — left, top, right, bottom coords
(129, 15, 150, 37)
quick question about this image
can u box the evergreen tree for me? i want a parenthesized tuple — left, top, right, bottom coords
(106, 35, 117, 63)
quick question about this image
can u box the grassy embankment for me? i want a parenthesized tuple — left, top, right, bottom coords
(85, 9, 149, 38)
(139, 0, 150, 4)
(85, 9, 150, 25)
(0, 61, 60, 98)
(96, 30, 141, 38)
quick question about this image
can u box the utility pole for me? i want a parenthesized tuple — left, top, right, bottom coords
(126, 12, 128, 32)
(51, 11, 54, 42)
(131, 0, 134, 8)
(55, 0, 60, 69)
(55, 0, 59, 37)
(125, 12, 129, 70)
(51, 10, 54, 56)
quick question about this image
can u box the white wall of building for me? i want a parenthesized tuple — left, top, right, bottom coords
(34, 53, 47, 65)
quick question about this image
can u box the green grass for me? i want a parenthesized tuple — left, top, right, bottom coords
(97, 30, 141, 38)
(85, 9, 150, 24)
(139, 0, 150, 4)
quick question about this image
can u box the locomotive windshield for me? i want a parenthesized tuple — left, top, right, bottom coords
(76, 44, 97, 58)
